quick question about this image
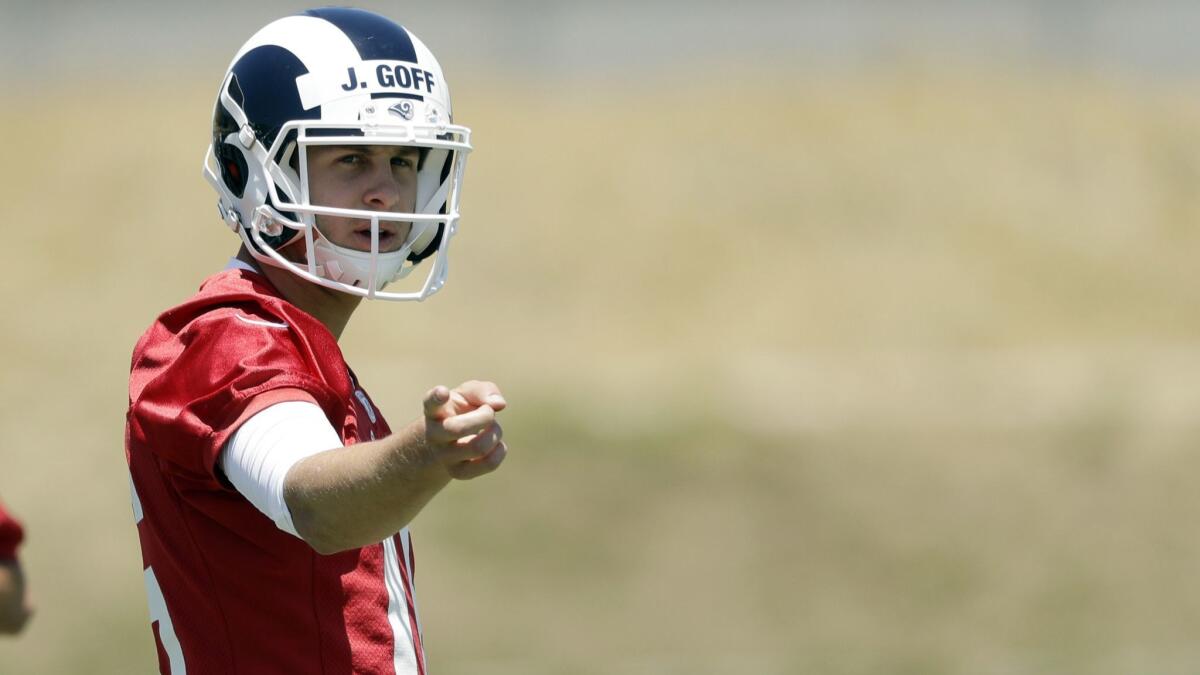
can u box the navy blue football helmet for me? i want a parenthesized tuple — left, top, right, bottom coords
(204, 8, 472, 300)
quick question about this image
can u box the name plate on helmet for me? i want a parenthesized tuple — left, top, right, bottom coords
(296, 61, 438, 110)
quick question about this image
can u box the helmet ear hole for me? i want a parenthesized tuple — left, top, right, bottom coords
(216, 142, 250, 198)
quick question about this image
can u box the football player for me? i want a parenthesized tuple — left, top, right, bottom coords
(125, 8, 506, 673)
(0, 499, 31, 635)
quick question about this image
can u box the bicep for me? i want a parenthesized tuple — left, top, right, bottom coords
(220, 400, 343, 537)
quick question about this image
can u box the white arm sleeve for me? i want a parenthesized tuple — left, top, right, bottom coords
(220, 400, 343, 538)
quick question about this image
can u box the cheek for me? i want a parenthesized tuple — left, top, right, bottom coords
(306, 172, 350, 207)
(403, 179, 419, 209)
(307, 181, 332, 205)
(314, 214, 355, 238)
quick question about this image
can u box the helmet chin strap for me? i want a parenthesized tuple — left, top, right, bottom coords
(408, 159, 453, 255)
(310, 227, 417, 293)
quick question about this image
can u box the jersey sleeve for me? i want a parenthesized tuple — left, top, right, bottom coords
(128, 309, 342, 486)
(221, 400, 345, 537)
(0, 502, 24, 561)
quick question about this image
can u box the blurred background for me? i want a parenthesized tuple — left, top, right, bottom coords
(3, 0, 1200, 673)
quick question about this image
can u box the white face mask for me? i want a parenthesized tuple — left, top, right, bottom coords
(207, 113, 471, 301)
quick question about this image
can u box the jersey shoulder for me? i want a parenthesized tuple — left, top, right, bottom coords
(127, 269, 352, 478)
(132, 269, 342, 393)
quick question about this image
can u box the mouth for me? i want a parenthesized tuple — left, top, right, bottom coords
(352, 224, 402, 251)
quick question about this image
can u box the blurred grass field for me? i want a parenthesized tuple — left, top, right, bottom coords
(2, 64, 1200, 673)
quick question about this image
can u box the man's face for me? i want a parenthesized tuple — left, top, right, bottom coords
(305, 144, 420, 253)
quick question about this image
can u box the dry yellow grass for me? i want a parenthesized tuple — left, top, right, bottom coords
(1, 65, 1199, 673)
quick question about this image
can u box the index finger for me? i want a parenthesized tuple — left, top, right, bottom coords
(423, 385, 454, 421)
(452, 380, 507, 412)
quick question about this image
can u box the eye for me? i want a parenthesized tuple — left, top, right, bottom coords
(391, 155, 416, 170)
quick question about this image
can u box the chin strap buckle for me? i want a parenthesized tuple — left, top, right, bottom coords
(251, 206, 283, 237)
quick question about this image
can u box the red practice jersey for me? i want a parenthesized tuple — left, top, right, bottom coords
(126, 268, 425, 675)
(0, 500, 23, 562)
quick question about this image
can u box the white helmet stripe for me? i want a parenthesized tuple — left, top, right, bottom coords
(231, 16, 362, 77)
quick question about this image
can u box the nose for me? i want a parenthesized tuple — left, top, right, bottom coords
(362, 164, 403, 211)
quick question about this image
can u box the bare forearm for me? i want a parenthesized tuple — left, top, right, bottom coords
(284, 418, 451, 553)
(0, 561, 31, 634)
(283, 382, 507, 555)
